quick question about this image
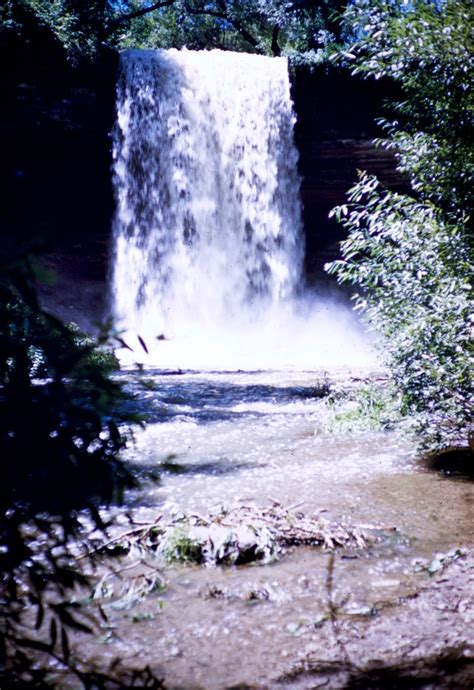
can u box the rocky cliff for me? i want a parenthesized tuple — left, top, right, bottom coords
(293, 68, 407, 283)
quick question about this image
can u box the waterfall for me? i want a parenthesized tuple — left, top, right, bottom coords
(112, 49, 374, 370)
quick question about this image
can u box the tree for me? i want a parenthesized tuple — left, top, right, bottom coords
(342, 0, 473, 218)
(0, 241, 162, 685)
(1, 0, 115, 61)
(327, 0, 473, 450)
(116, 0, 348, 61)
(1, 0, 347, 62)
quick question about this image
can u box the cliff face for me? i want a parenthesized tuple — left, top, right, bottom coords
(293, 68, 407, 283)
(1, 25, 117, 329)
(1, 35, 405, 329)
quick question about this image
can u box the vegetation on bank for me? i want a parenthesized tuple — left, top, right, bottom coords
(327, 0, 473, 451)
(0, 246, 156, 685)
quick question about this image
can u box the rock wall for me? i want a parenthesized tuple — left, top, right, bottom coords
(293, 68, 407, 283)
(1, 25, 117, 329)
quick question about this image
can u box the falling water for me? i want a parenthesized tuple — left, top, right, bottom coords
(112, 49, 375, 370)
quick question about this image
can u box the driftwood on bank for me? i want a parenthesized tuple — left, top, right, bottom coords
(97, 502, 374, 568)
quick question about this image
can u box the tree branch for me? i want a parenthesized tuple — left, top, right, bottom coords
(271, 24, 281, 56)
(110, 0, 177, 28)
(188, 8, 261, 51)
(107, 0, 263, 53)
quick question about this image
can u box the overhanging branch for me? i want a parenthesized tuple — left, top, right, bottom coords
(109, 0, 177, 29)
(188, 7, 261, 51)
(271, 24, 281, 56)
(107, 0, 267, 55)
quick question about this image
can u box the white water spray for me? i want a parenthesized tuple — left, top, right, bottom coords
(112, 49, 375, 370)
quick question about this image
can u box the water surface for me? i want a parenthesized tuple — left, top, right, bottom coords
(90, 369, 473, 688)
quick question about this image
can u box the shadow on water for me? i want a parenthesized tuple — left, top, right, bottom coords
(422, 447, 474, 481)
(159, 456, 265, 476)
(285, 646, 474, 690)
(116, 372, 330, 425)
(124, 455, 266, 482)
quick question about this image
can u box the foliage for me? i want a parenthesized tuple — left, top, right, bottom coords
(115, 1, 333, 60)
(327, 175, 472, 449)
(1, 0, 346, 64)
(341, 0, 474, 218)
(67, 322, 121, 373)
(0, 0, 118, 62)
(114, 0, 344, 63)
(327, 0, 473, 450)
(0, 248, 159, 686)
(316, 378, 402, 435)
(0, 273, 134, 511)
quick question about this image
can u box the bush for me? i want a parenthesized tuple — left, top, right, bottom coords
(340, 0, 473, 216)
(67, 321, 120, 373)
(327, 0, 473, 451)
(0, 254, 143, 685)
(326, 174, 472, 450)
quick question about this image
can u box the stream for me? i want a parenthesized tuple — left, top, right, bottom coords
(82, 369, 473, 689)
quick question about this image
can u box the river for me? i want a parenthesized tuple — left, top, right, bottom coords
(81, 367, 473, 688)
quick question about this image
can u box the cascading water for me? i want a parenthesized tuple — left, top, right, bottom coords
(112, 48, 375, 370)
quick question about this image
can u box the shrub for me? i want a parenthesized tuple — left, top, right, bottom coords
(327, 174, 472, 450)
(0, 255, 143, 686)
(327, 0, 473, 451)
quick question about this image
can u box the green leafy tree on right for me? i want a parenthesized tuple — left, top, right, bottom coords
(326, 0, 473, 451)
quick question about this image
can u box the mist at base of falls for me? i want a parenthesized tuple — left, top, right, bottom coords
(116, 295, 378, 371)
(112, 49, 377, 372)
